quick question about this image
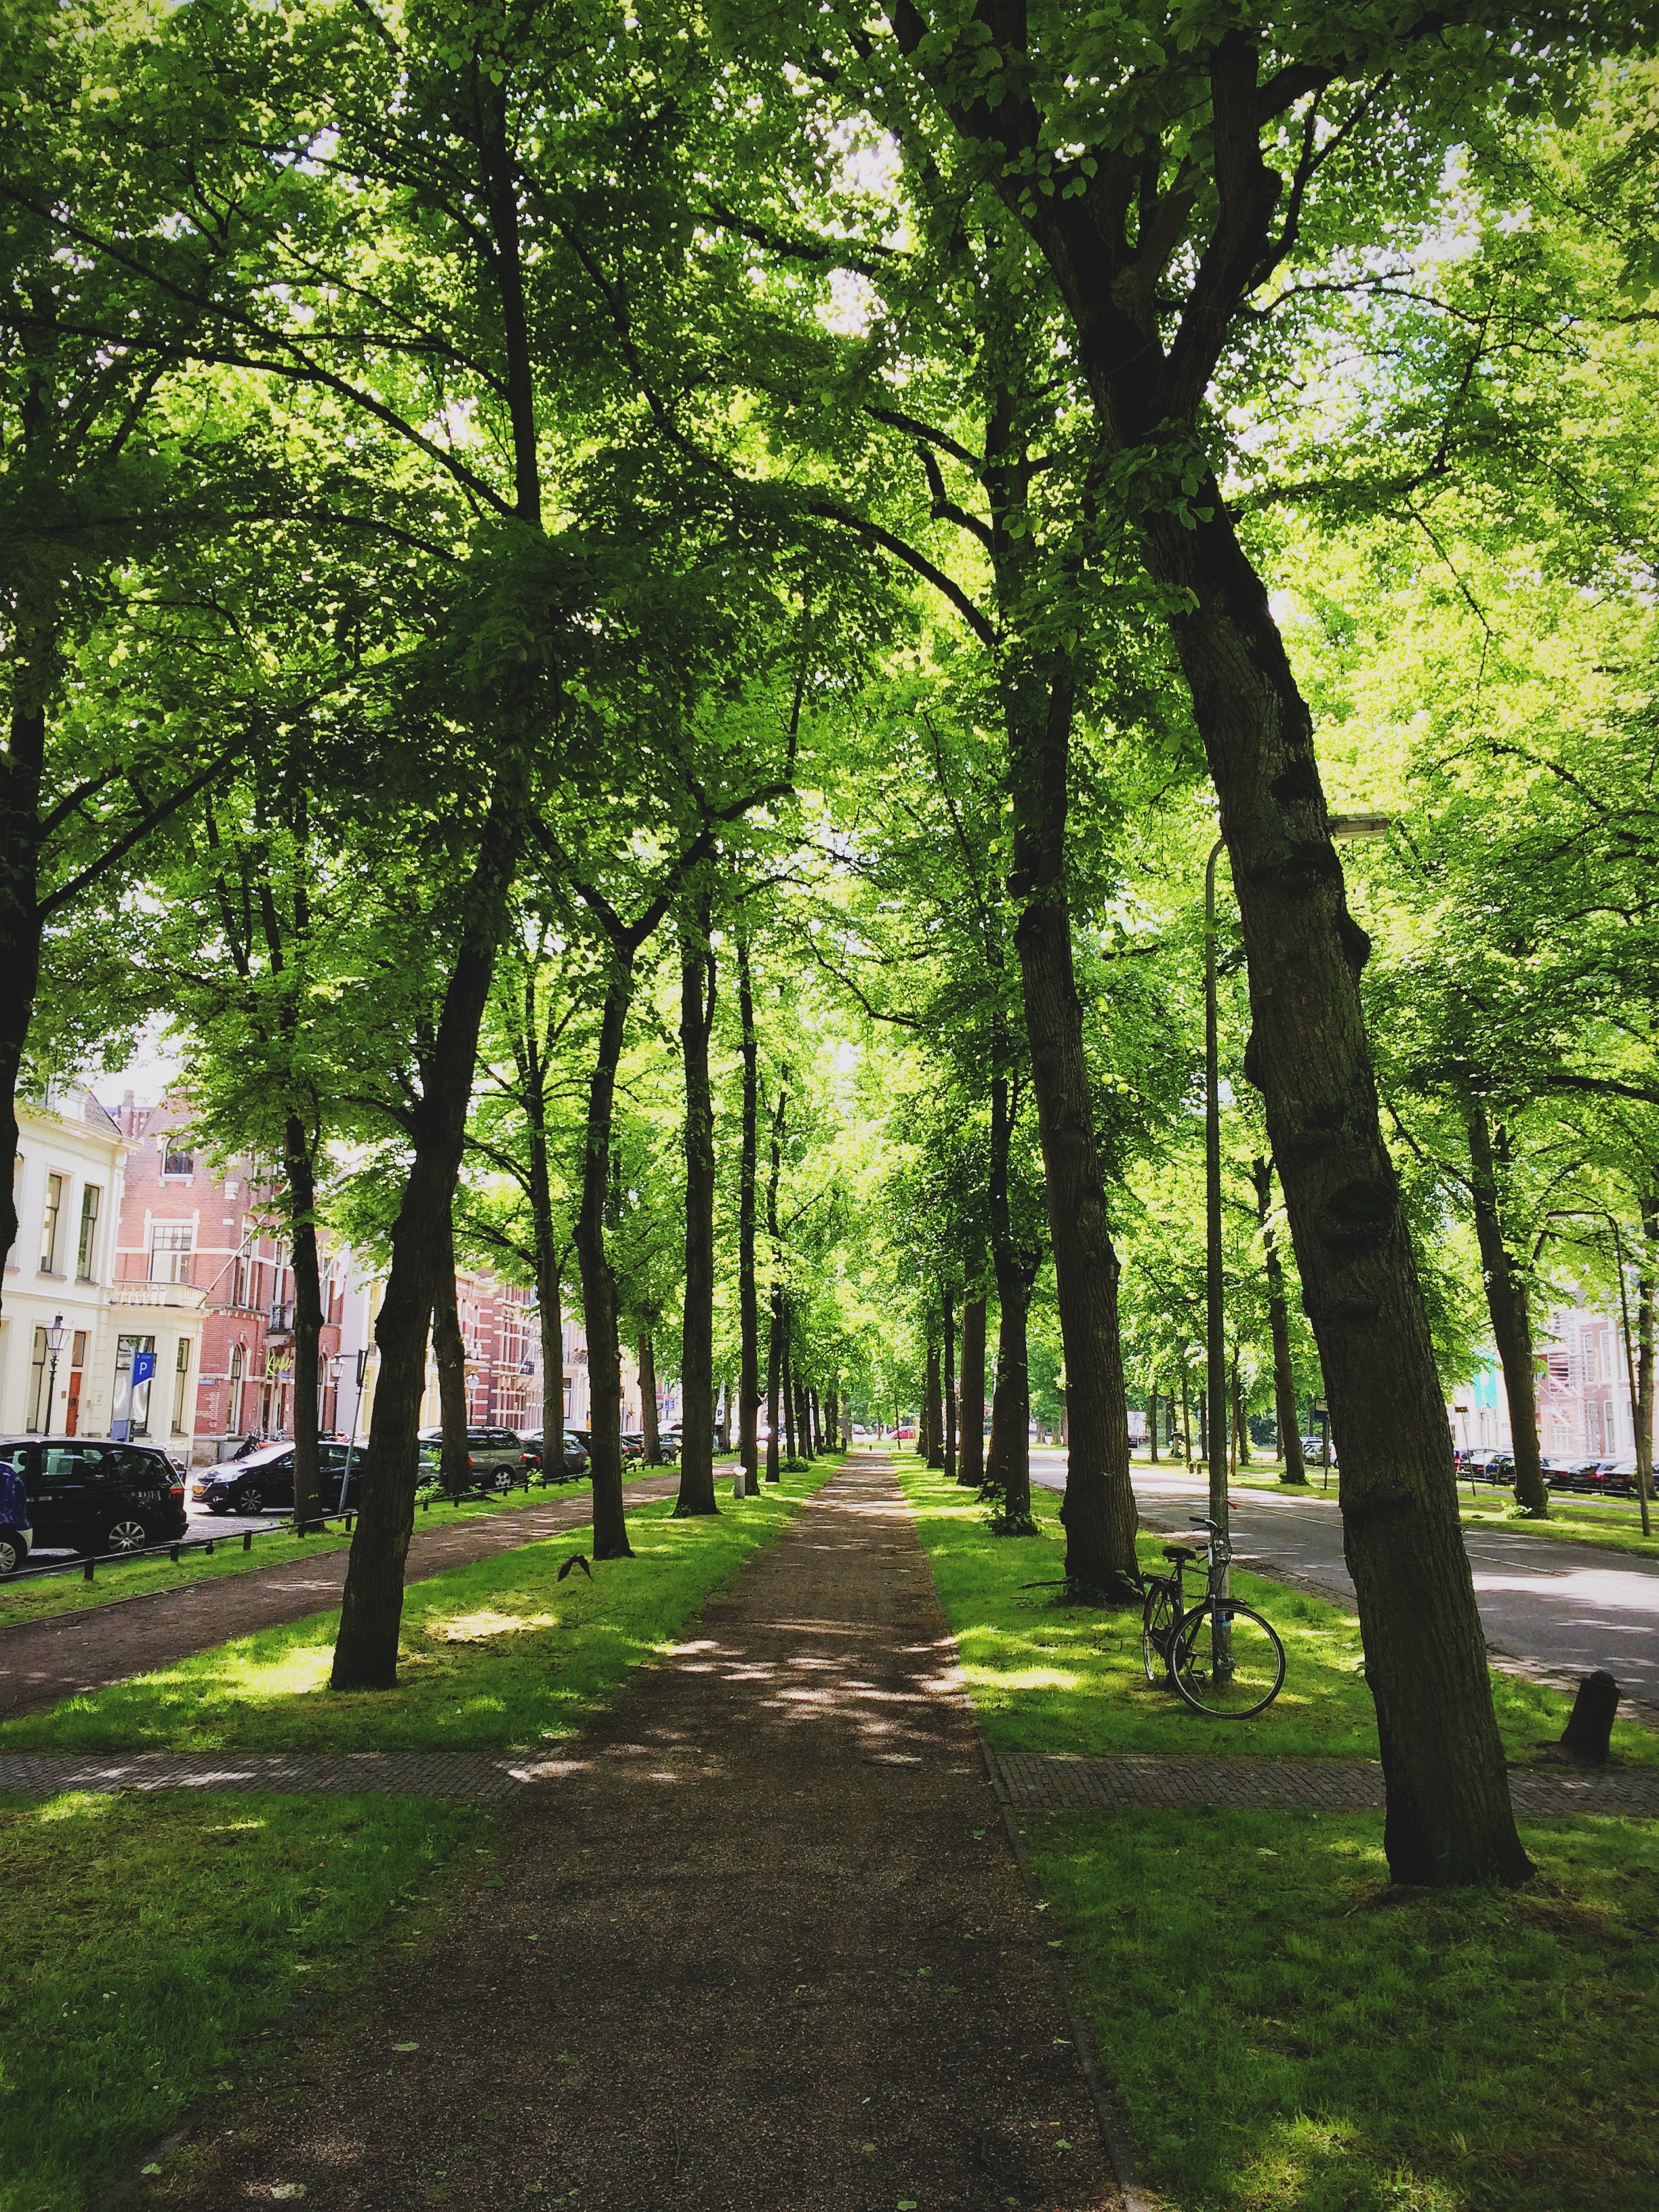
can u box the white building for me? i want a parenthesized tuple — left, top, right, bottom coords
(3, 1085, 205, 1444)
(1449, 1296, 1643, 1461)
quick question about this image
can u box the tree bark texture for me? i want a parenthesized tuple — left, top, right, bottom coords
(432, 1221, 470, 1498)
(890, 3, 1532, 1882)
(943, 1288, 957, 1480)
(764, 1088, 785, 1481)
(925, 1342, 944, 1468)
(1639, 1189, 1656, 1532)
(1005, 668, 1139, 1592)
(737, 928, 760, 1492)
(1253, 1157, 1307, 1483)
(638, 1329, 660, 1465)
(985, 1267, 1034, 1523)
(1466, 1102, 1549, 1518)
(331, 769, 524, 1690)
(283, 1116, 325, 1532)
(676, 907, 718, 1515)
(958, 1295, 987, 1488)
(573, 970, 635, 1557)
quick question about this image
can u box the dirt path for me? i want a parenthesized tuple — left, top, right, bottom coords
(142, 1456, 1120, 2212)
(0, 1475, 680, 1723)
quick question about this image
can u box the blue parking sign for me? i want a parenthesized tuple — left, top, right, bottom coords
(131, 1350, 156, 1386)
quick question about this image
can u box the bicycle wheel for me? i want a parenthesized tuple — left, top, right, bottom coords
(1141, 1577, 1181, 1685)
(1169, 1601, 1286, 1718)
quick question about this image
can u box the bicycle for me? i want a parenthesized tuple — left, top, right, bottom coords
(1140, 1515, 1286, 1719)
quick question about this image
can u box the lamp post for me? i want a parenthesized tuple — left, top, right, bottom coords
(1204, 813, 1391, 1672)
(45, 1313, 65, 1429)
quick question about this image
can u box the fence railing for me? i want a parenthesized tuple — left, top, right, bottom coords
(3, 1462, 594, 1589)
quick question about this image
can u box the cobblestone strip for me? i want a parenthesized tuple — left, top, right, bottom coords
(989, 1748, 1659, 1818)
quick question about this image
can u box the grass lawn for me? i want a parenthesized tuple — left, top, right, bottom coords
(0, 1473, 610, 1630)
(1031, 1805, 1659, 2212)
(898, 1466, 1659, 1769)
(0, 1789, 487, 2212)
(2, 1470, 828, 1755)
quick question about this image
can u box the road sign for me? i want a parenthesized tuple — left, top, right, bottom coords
(131, 1351, 156, 1387)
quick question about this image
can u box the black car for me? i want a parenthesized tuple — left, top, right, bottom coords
(516, 1429, 589, 1478)
(1, 1437, 187, 1557)
(192, 1442, 365, 1515)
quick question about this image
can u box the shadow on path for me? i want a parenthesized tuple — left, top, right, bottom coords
(144, 1458, 1120, 2212)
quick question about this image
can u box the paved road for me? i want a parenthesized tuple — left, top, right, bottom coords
(0, 1473, 680, 1722)
(1030, 1452, 1659, 1708)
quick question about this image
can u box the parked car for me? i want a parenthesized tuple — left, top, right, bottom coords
(192, 1441, 366, 1516)
(514, 1429, 589, 1478)
(1462, 1450, 1513, 1486)
(415, 1426, 531, 1488)
(1540, 1454, 1582, 1490)
(1, 1437, 186, 1557)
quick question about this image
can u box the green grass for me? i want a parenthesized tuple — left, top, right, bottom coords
(1029, 1806, 1659, 2212)
(2, 1470, 829, 1755)
(0, 1788, 487, 2212)
(0, 1475, 603, 1630)
(899, 1466, 1659, 1767)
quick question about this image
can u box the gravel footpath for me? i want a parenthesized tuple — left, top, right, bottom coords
(138, 1456, 1121, 2212)
(0, 1475, 680, 1722)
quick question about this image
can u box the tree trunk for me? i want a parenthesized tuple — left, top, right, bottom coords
(1231, 1348, 1250, 1469)
(1179, 1368, 1191, 1469)
(639, 1330, 660, 1465)
(1253, 1156, 1307, 1483)
(764, 1089, 786, 1482)
(736, 928, 760, 1495)
(284, 1116, 325, 1531)
(1466, 1102, 1549, 1518)
(781, 1317, 797, 1458)
(331, 768, 523, 1692)
(1638, 1188, 1656, 1536)
(676, 905, 718, 1516)
(1006, 669, 1139, 1594)
(884, 15, 1525, 1881)
(984, 1264, 1034, 1524)
(943, 1287, 957, 1480)
(958, 1294, 986, 1488)
(925, 1341, 945, 1468)
(1147, 1385, 1160, 1462)
(522, 1023, 565, 1445)
(432, 1225, 470, 1500)
(573, 970, 635, 1558)
(541, 1254, 564, 1448)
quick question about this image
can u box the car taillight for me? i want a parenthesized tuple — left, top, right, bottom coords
(169, 1484, 184, 1496)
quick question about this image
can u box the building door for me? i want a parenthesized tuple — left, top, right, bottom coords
(64, 1330, 86, 1435)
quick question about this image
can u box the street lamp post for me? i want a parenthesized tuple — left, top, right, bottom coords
(45, 1313, 65, 1429)
(1204, 813, 1391, 1676)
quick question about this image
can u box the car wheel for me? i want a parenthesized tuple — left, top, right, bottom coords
(0, 1532, 24, 1576)
(239, 1486, 264, 1514)
(102, 1517, 150, 1555)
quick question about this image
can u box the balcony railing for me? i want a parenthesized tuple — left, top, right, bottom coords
(110, 1281, 208, 1312)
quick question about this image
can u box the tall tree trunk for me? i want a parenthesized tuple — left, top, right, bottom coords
(943, 1287, 957, 1480)
(925, 1341, 944, 1468)
(985, 1264, 1034, 1524)
(432, 1239, 469, 1498)
(1231, 1348, 1250, 1469)
(1005, 665, 1139, 1594)
(638, 1329, 660, 1465)
(283, 1116, 325, 1531)
(573, 970, 635, 1558)
(676, 903, 718, 1516)
(1179, 1368, 1191, 1469)
(901, 35, 1532, 1877)
(1147, 1385, 1160, 1462)
(737, 931, 761, 1495)
(541, 1254, 564, 1450)
(958, 1291, 987, 1488)
(331, 768, 523, 1691)
(781, 1315, 797, 1458)
(1467, 1101, 1549, 1519)
(1638, 1187, 1656, 1536)
(764, 1089, 786, 1482)
(1253, 1155, 1307, 1483)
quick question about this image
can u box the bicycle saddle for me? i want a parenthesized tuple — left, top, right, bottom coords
(1162, 1541, 1202, 1561)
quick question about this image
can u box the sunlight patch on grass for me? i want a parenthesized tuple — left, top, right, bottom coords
(1, 1471, 832, 1757)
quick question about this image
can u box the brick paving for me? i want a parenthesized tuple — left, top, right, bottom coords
(0, 1473, 680, 1723)
(989, 1748, 1659, 1819)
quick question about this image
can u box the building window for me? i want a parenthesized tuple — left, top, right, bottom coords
(149, 1222, 194, 1284)
(77, 1184, 101, 1279)
(161, 1145, 194, 1179)
(171, 1338, 191, 1435)
(28, 1327, 49, 1432)
(39, 1173, 63, 1271)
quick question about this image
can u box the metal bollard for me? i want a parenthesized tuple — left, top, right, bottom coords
(243, 1531, 253, 1552)
(83, 1558, 96, 1582)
